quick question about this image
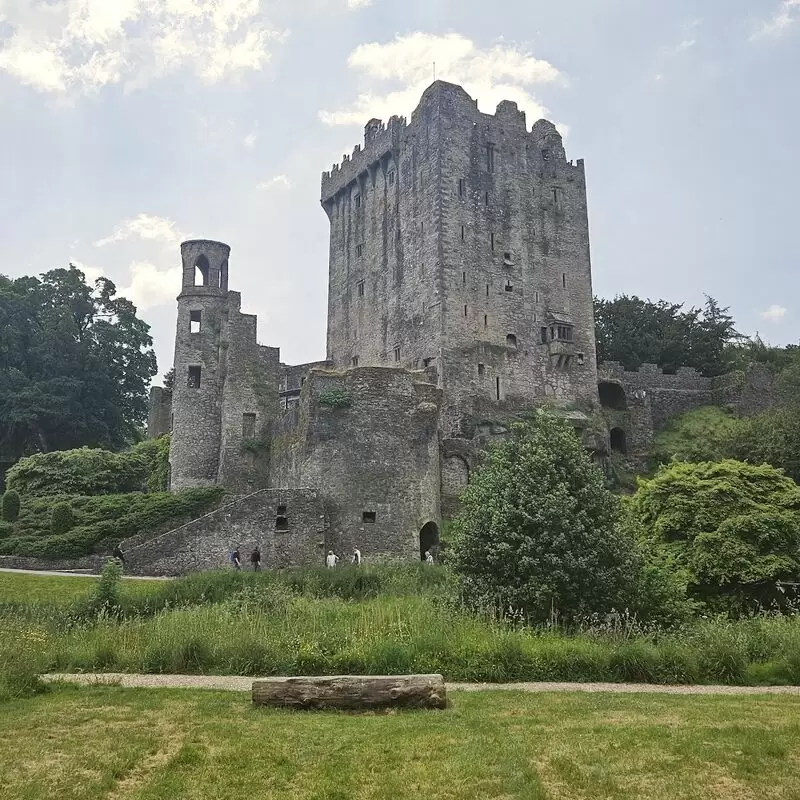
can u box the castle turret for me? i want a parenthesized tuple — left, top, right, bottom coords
(169, 240, 231, 489)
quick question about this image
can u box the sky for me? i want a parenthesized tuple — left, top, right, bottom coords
(1, 0, 798, 384)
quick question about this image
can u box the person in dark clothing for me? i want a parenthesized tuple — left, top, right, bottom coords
(112, 544, 125, 567)
(250, 547, 261, 572)
(231, 547, 241, 570)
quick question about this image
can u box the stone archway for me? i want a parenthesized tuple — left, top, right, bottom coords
(610, 427, 627, 455)
(598, 381, 627, 410)
(419, 521, 440, 561)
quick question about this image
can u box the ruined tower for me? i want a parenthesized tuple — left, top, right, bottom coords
(321, 81, 599, 434)
(169, 240, 280, 492)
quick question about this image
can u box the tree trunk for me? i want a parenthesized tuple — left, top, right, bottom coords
(251, 674, 447, 710)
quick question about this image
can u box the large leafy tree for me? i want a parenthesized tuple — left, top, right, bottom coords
(0, 265, 157, 461)
(630, 459, 800, 611)
(449, 412, 638, 622)
(594, 294, 740, 376)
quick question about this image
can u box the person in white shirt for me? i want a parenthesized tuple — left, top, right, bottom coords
(424, 550, 434, 564)
(352, 546, 361, 566)
(325, 550, 339, 568)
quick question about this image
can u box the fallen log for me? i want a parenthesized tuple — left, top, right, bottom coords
(251, 674, 447, 710)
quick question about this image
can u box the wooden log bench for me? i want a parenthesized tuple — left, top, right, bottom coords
(251, 674, 447, 710)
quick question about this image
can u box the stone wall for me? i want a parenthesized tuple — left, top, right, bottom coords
(322, 80, 599, 436)
(121, 488, 328, 576)
(271, 366, 442, 562)
(713, 363, 778, 417)
(146, 386, 172, 439)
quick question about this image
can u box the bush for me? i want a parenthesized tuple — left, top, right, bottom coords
(630, 460, 800, 613)
(6, 447, 149, 497)
(449, 411, 638, 623)
(0, 487, 225, 560)
(129, 435, 170, 492)
(1, 489, 20, 522)
(648, 406, 741, 469)
(50, 503, 74, 536)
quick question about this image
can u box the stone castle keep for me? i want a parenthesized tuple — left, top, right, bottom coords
(135, 80, 766, 575)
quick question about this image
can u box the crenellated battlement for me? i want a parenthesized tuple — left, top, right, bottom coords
(598, 361, 712, 392)
(321, 114, 407, 204)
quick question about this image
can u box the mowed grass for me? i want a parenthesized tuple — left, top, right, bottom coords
(0, 570, 162, 607)
(2, 686, 800, 800)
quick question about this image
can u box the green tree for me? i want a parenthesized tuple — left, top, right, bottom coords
(0, 265, 156, 462)
(449, 412, 637, 622)
(1, 490, 20, 522)
(594, 294, 739, 376)
(50, 502, 74, 536)
(630, 460, 800, 612)
(727, 410, 800, 485)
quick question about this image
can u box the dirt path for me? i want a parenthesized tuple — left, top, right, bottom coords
(42, 673, 800, 695)
(0, 568, 168, 580)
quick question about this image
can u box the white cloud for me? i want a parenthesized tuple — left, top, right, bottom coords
(752, 0, 800, 39)
(256, 174, 292, 191)
(69, 259, 104, 284)
(243, 130, 258, 147)
(347, 0, 373, 7)
(662, 39, 696, 56)
(760, 304, 788, 322)
(319, 32, 562, 127)
(0, 0, 288, 96)
(94, 213, 187, 247)
(119, 260, 181, 310)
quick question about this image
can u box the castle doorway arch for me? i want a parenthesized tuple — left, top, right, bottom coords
(419, 521, 439, 561)
(598, 381, 627, 410)
(610, 427, 627, 455)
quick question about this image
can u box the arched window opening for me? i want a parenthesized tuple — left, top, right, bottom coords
(194, 254, 210, 287)
(598, 381, 627, 410)
(419, 521, 440, 562)
(506, 333, 517, 349)
(610, 427, 627, 455)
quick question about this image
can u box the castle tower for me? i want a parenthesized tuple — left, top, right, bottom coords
(321, 81, 599, 435)
(169, 240, 231, 489)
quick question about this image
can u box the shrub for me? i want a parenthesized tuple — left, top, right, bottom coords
(129, 435, 171, 492)
(6, 447, 149, 497)
(449, 411, 638, 623)
(631, 460, 800, 613)
(648, 406, 741, 469)
(0, 521, 12, 538)
(50, 503, 74, 536)
(1, 489, 20, 522)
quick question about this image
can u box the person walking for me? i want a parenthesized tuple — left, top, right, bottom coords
(250, 546, 261, 572)
(325, 550, 339, 568)
(231, 547, 242, 570)
(424, 550, 434, 565)
(112, 543, 125, 567)
(351, 546, 361, 566)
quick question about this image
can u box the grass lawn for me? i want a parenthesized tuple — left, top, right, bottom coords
(1, 687, 800, 799)
(0, 571, 161, 606)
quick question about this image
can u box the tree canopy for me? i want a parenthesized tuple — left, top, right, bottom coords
(594, 294, 740, 376)
(0, 265, 157, 462)
(630, 460, 800, 611)
(449, 412, 638, 622)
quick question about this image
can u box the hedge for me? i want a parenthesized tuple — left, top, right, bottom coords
(0, 487, 224, 560)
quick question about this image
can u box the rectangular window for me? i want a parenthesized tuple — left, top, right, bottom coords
(495, 376, 501, 400)
(503, 252, 513, 265)
(490, 233, 495, 251)
(187, 365, 201, 388)
(394, 346, 401, 362)
(189, 310, 201, 334)
(355, 194, 361, 209)
(487, 144, 495, 173)
(477, 363, 485, 377)
(388, 170, 395, 186)
(242, 413, 256, 439)
(562, 273, 566, 288)
(557, 325, 574, 342)
(357, 279, 365, 297)
(351, 356, 359, 367)
(486, 284, 490, 297)
(484, 314, 488, 328)
(485, 192, 489, 206)
(423, 357, 433, 367)
(504, 280, 513, 292)
(542, 148, 551, 161)
(356, 243, 363, 257)
(462, 271, 466, 285)
(458, 178, 465, 199)
(535, 291, 540, 303)
(540, 327, 548, 344)
(464, 304, 468, 317)
(362, 511, 376, 523)
(461, 225, 465, 241)
(275, 513, 289, 531)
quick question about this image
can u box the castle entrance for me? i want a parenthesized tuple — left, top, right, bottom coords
(419, 521, 440, 561)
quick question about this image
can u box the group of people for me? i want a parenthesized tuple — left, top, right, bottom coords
(325, 547, 361, 568)
(231, 544, 435, 571)
(229, 546, 261, 571)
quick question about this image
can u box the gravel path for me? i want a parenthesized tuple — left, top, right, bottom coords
(42, 673, 800, 695)
(0, 568, 168, 580)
